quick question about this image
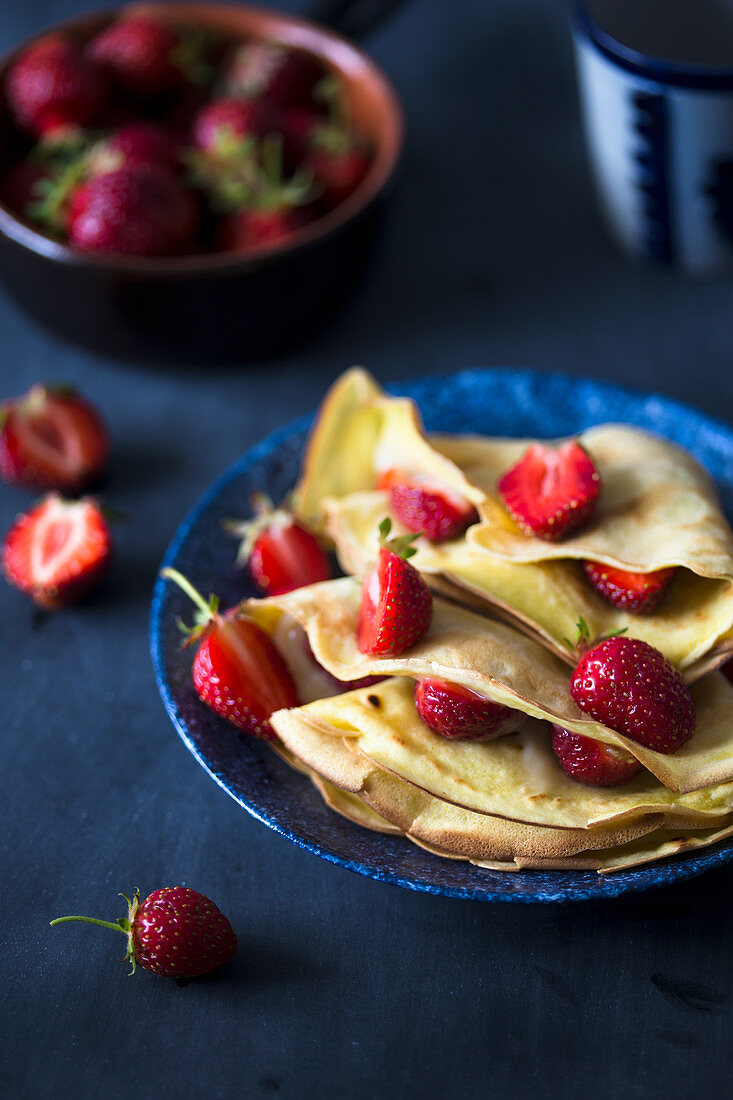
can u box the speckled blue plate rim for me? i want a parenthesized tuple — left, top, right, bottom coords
(150, 366, 733, 904)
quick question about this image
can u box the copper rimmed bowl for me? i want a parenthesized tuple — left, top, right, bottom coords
(0, 3, 404, 364)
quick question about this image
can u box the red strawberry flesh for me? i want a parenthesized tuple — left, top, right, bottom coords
(249, 519, 331, 596)
(583, 561, 676, 614)
(498, 440, 600, 541)
(0, 385, 108, 491)
(193, 616, 299, 739)
(357, 541, 433, 657)
(414, 678, 514, 741)
(551, 724, 643, 786)
(570, 636, 695, 754)
(2, 493, 111, 608)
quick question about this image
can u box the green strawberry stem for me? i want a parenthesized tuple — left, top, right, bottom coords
(378, 516, 421, 560)
(50, 915, 129, 933)
(161, 567, 219, 621)
(51, 889, 139, 973)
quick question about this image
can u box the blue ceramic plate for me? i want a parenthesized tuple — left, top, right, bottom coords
(151, 368, 733, 903)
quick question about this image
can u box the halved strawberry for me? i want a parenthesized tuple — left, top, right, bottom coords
(226, 495, 331, 596)
(378, 469, 478, 542)
(2, 494, 111, 608)
(0, 384, 108, 492)
(161, 568, 299, 738)
(414, 678, 514, 741)
(551, 725, 643, 786)
(357, 518, 433, 657)
(498, 440, 601, 541)
(583, 561, 676, 614)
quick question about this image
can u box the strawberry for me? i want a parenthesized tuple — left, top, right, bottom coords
(67, 163, 198, 256)
(0, 384, 108, 491)
(583, 561, 676, 614)
(161, 568, 299, 738)
(218, 206, 308, 251)
(2, 494, 111, 609)
(86, 16, 181, 98)
(226, 495, 331, 596)
(378, 469, 478, 542)
(51, 887, 237, 978)
(551, 725, 643, 786)
(6, 34, 107, 137)
(570, 636, 695, 754)
(357, 518, 433, 657)
(414, 678, 513, 741)
(498, 440, 601, 541)
(308, 146, 370, 207)
(222, 41, 324, 109)
(192, 97, 271, 155)
(105, 122, 183, 174)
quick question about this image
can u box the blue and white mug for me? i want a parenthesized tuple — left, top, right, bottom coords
(572, 0, 733, 275)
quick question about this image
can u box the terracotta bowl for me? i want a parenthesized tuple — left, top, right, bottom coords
(0, 2, 404, 364)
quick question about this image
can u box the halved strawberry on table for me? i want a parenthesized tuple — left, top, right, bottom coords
(227, 494, 331, 596)
(378, 469, 478, 542)
(357, 518, 433, 657)
(498, 440, 601, 541)
(0, 384, 108, 492)
(161, 568, 299, 739)
(583, 561, 677, 614)
(2, 493, 112, 609)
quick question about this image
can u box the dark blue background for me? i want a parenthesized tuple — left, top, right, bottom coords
(3, 2, 733, 1098)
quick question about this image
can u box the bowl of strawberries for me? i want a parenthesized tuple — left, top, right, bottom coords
(0, 3, 403, 363)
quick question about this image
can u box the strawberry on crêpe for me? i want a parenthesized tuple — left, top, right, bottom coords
(2, 493, 111, 608)
(498, 440, 600, 541)
(551, 725, 643, 786)
(570, 635, 695, 754)
(583, 561, 676, 614)
(0, 384, 108, 492)
(227, 494, 331, 596)
(415, 678, 514, 741)
(161, 568, 299, 738)
(378, 469, 478, 542)
(357, 518, 433, 657)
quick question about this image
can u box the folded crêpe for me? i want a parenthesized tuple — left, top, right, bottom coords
(246, 577, 733, 809)
(294, 368, 733, 677)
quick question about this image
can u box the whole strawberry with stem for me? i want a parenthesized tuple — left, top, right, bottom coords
(51, 887, 237, 978)
(378, 468, 478, 542)
(357, 517, 433, 657)
(0, 383, 108, 491)
(86, 16, 182, 98)
(161, 567, 299, 738)
(551, 725, 643, 786)
(498, 440, 601, 541)
(6, 34, 107, 137)
(303, 75, 371, 206)
(571, 635, 695, 754)
(103, 122, 184, 174)
(67, 163, 198, 256)
(583, 561, 676, 615)
(415, 678, 514, 741)
(192, 97, 272, 156)
(222, 40, 324, 109)
(226, 493, 331, 596)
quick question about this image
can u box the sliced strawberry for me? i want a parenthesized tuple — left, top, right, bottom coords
(357, 519, 433, 657)
(2, 494, 111, 609)
(498, 440, 601, 541)
(583, 561, 676, 614)
(551, 725, 643, 786)
(0, 384, 108, 492)
(414, 678, 514, 741)
(162, 568, 299, 738)
(227, 496, 331, 596)
(378, 469, 478, 542)
(571, 636, 695, 754)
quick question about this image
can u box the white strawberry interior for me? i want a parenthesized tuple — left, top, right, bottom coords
(20, 401, 84, 478)
(272, 614, 341, 704)
(30, 497, 90, 584)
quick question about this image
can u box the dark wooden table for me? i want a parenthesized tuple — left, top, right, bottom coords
(3, 2, 732, 1097)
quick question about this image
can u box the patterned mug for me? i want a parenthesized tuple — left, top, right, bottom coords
(572, 0, 733, 275)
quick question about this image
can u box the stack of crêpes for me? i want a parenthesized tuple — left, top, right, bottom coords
(248, 369, 733, 873)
